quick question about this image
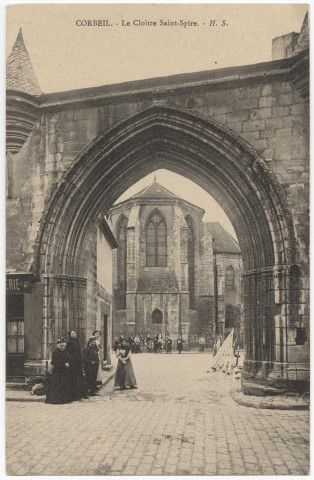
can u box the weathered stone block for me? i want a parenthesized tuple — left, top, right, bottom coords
(250, 108, 271, 120)
(275, 127, 293, 138)
(260, 129, 275, 139)
(272, 106, 290, 116)
(290, 104, 306, 115)
(261, 84, 272, 96)
(265, 117, 284, 129)
(258, 96, 277, 108)
(278, 93, 295, 106)
(242, 119, 265, 132)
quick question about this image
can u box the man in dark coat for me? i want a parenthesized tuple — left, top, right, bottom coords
(83, 336, 100, 396)
(66, 329, 88, 400)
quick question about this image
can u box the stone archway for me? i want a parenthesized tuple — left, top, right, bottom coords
(34, 105, 302, 389)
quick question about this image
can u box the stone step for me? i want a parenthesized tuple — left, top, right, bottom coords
(6, 382, 26, 390)
(6, 376, 25, 383)
(242, 381, 288, 396)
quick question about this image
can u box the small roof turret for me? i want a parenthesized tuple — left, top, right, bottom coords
(7, 28, 42, 96)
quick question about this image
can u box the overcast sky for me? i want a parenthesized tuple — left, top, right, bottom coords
(6, 3, 308, 241)
(7, 4, 308, 93)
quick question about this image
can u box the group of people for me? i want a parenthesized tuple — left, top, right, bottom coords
(45, 329, 241, 404)
(45, 330, 103, 405)
(114, 335, 142, 354)
(114, 334, 184, 354)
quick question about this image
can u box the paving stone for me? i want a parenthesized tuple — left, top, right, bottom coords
(6, 353, 310, 476)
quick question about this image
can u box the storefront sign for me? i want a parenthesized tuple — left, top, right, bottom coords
(6, 274, 32, 294)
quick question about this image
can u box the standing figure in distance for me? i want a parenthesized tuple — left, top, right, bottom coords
(114, 339, 137, 390)
(154, 335, 159, 353)
(199, 335, 206, 352)
(45, 338, 73, 404)
(134, 334, 141, 353)
(93, 330, 103, 388)
(158, 334, 163, 353)
(177, 336, 183, 354)
(166, 336, 172, 354)
(83, 336, 100, 396)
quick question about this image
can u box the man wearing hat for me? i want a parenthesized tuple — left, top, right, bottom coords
(83, 336, 100, 396)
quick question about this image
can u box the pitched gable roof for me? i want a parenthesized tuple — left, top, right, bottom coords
(7, 28, 42, 96)
(205, 222, 240, 254)
(131, 181, 178, 200)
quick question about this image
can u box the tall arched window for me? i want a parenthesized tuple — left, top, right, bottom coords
(117, 215, 128, 309)
(225, 305, 235, 329)
(152, 309, 163, 324)
(186, 216, 195, 309)
(146, 210, 167, 267)
(225, 266, 235, 292)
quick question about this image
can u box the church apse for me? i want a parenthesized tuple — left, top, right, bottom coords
(109, 180, 243, 346)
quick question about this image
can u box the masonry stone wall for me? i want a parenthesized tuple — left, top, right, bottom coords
(197, 223, 215, 334)
(6, 42, 309, 388)
(6, 77, 308, 281)
(215, 253, 243, 340)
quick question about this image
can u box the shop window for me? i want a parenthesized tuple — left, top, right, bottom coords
(7, 295, 24, 354)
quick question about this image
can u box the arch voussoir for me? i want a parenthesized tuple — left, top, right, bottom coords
(34, 105, 300, 388)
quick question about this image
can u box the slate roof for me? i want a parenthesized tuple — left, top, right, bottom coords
(205, 222, 241, 254)
(131, 181, 178, 200)
(137, 269, 179, 293)
(7, 28, 42, 96)
(293, 11, 309, 55)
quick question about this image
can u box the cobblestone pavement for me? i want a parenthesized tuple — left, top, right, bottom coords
(6, 353, 310, 476)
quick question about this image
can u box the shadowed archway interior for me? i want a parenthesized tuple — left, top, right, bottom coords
(34, 105, 297, 382)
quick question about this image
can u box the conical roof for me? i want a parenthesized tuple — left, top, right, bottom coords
(7, 28, 42, 96)
(131, 181, 178, 200)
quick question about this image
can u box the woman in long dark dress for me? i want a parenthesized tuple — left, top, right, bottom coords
(66, 330, 88, 400)
(114, 340, 137, 390)
(45, 338, 73, 404)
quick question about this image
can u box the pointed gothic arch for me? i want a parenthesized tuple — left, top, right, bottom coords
(145, 209, 167, 267)
(225, 266, 235, 292)
(33, 105, 300, 386)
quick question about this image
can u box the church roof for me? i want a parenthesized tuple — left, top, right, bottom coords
(131, 181, 178, 200)
(7, 28, 42, 96)
(137, 269, 179, 293)
(205, 222, 241, 254)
